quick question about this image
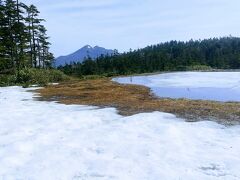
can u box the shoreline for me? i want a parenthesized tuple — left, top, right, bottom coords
(36, 77, 240, 126)
(112, 69, 240, 78)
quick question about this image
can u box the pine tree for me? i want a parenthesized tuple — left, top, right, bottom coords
(0, 0, 9, 72)
(25, 4, 43, 68)
(0, 0, 6, 57)
(37, 25, 52, 68)
(4, 0, 18, 70)
(15, 0, 29, 69)
(0, 0, 54, 73)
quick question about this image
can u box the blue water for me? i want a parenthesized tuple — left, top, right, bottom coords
(150, 87, 240, 102)
(113, 72, 240, 102)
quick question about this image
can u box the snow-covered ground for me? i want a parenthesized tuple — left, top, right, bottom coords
(113, 72, 240, 102)
(0, 86, 240, 180)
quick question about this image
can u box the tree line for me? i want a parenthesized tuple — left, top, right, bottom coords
(0, 0, 53, 74)
(59, 37, 240, 76)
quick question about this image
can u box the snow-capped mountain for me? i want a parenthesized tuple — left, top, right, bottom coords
(54, 45, 114, 67)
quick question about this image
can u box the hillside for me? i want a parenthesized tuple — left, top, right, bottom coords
(59, 37, 240, 76)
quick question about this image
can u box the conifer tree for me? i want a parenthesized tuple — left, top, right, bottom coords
(4, 0, 18, 70)
(15, 0, 29, 69)
(25, 4, 42, 68)
(0, 0, 6, 58)
(0, 0, 9, 71)
(37, 25, 50, 68)
(0, 0, 54, 72)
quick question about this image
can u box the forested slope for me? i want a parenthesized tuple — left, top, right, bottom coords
(59, 37, 240, 76)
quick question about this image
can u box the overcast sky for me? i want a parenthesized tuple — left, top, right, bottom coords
(21, 0, 240, 57)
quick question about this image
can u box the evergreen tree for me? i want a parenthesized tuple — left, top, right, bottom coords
(37, 25, 52, 68)
(25, 4, 42, 68)
(0, 0, 8, 70)
(0, 0, 54, 73)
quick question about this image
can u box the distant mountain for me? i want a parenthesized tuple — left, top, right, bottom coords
(54, 45, 114, 67)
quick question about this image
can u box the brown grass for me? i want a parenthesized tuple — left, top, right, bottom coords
(36, 78, 240, 125)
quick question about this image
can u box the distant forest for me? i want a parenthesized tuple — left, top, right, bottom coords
(0, 0, 53, 74)
(59, 37, 240, 76)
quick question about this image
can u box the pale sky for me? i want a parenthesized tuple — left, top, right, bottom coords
(21, 0, 240, 57)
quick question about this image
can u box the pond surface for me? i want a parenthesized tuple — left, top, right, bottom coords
(113, 72, 240, 102)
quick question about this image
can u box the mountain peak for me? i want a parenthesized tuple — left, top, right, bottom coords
(82, 45, 92, 49)
(54, 45, 115, 66)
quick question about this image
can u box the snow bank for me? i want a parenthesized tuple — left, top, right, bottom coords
(0, 86, 240, 179)
(113, 72, 240, 102)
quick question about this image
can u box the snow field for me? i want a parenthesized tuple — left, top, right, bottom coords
(0, 86, 240, 179)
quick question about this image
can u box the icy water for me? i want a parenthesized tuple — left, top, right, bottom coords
(113, 72, 240, 102)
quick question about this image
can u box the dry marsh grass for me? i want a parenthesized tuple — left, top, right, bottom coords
(37, 78, 240, 125)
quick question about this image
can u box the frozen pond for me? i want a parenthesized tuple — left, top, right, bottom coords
(0, 87, 240, 179)
(113, 72, 240, 102)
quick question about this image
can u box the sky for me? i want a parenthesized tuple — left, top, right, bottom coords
(21, 0, 240, 57)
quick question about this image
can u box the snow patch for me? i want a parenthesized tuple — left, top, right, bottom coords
(0, 86, 240, 179)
